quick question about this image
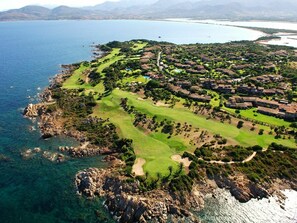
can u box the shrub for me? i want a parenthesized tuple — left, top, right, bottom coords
(237, 121, 244, 129)
(222, 157, 231, 162)
(251, 145, 263, 151)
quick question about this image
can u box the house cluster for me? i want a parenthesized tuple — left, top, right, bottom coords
(167, 84, 211, 103)
(172, 61, 208, 74)
(250, 74, 283, 84)
(137, 44, 296, 121)
(226, 96, 297, 120)
(201, 79, 287, 96)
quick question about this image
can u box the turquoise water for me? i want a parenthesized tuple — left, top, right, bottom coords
(0, 20, 293, 223)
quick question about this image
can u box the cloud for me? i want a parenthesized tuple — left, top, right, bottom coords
(0, 0, 119, 10)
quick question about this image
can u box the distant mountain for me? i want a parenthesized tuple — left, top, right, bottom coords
(1, 0, 297, 21)
(85, 0, 158, 11)
(0, 5, 110, 20)
(143, 0, 297, 19)
(0, 6, 50, 20)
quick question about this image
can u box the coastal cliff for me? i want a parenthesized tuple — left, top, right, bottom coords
(75, 167, 203, 223)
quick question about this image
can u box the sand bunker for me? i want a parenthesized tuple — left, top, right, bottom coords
(171, 155, 191, 168)
(132, 158, 146, 176)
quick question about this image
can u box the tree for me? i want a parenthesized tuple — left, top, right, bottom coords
(290, 122, 297, 128)
(145, 172, 149, 181)
(178, 163, 184, 174)
(156, 172, 162, 182)
(237, 120, 244, 129)
(252, 145, 263, 151)
(162, 123, 174, 135)
(168, 166, 173, 177)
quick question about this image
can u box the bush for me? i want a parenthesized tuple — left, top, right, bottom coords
(162, 123, 174, 135)
(222, 157, 231, 162)
(248, 173, 260, 182)
(237, 121, 244, 129)
(251, 145, 263, 151)
(258, 129, 264, 135)
(169, 175, 193, 192)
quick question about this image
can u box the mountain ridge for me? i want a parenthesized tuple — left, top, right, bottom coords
(1, 0, 297, 21)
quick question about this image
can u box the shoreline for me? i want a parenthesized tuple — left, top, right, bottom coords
(165, 18, 297, 31)
(164, 18, 297, 48)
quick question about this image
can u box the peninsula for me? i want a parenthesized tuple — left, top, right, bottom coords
(24, 39, 297, 222)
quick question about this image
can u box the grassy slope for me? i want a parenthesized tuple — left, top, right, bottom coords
(93, 89, 296, 175)
(63, 48, 123, 93)
(132, 42, 148, 51)
(96, 48, 123, 74)
(120, 75, 149, 85)
(93, 93, 180, 176)
(62, 64, 89, 89)
(223, 107, 291, 127)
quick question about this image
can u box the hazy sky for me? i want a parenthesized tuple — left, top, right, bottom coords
(0, 0, 118, 10)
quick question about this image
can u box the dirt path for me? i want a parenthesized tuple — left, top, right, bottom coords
(200, 151, 258, 165)
(132, 158, 146, 176)
(242, 152, 257, 163)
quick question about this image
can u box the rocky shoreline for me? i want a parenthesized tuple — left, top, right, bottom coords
(75, 166, 203, 223)
(23, 64, 296, 222)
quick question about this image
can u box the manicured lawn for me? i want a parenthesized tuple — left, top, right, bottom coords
(223, 107, 291, 127)
(96, 48, 124, 74)
(62, 64, 89, 89)
(132, 42, 148, 51)
(208, 91, 220, 107)
(92, 89, 296, 175)
(112, 90, 296, 148)
(92, 94, 180, 176)
(63, 48, 124, 93)
(98, 48, 121, 63)
(63, 65, 105, 94)
(120, 75, 149, 85)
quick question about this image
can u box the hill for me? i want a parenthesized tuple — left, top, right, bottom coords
(1, 0, 297, 21)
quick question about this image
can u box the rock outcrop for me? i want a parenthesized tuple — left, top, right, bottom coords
(58, 144, 111, 157)
(23, 103, 45, 118)
(75, 168, 202, 223)
(214, 175, 269, 203)
(0, 154, 10, 162)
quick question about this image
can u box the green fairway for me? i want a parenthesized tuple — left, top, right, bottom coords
(62, 64, 89, 89)
(223, 107, 291, 127)
(63, 67, 105, 94)
(93, 93, 180, 176)
(63, 48, 125, 93)
(132, 42, 148, 51)
(92, 89, 296, 175)
(96, 48, 124, 74)
(120, 75, 149, 85)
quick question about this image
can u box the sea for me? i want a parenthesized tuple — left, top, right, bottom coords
(0, 20, 296, 223)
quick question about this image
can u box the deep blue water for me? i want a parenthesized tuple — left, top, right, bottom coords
(1, 20, 295, 223)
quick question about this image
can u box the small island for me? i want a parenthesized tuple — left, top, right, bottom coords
(24, 39, 297, 222)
